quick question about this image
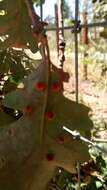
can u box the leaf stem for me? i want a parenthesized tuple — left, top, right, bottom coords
(39, 36, 51, 150)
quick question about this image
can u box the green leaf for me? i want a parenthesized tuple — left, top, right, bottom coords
(9, 76, 21, 85)
(2, 90, 24, 109)
(95, 181, 103, 189)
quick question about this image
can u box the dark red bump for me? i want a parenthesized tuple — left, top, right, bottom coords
(46, 153, 55, 161)
(51, 82, 62, 92)
(57, 135, 65, 144)
(35, 82, 47, 91)
(45, 111, 54, 121)
(24, 105, 33, 113)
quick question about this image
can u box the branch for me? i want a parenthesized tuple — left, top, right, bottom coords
(92, 138, 107, 143)
(63, 126, 107, 155)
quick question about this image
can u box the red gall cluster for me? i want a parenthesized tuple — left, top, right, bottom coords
(23, 80, 62, 115)
(35, 81, 62, 92)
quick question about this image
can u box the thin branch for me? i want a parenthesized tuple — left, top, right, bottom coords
(92, 138, 107, 143)
(63, 126, 107, 155)
(40, 36, 51, 148)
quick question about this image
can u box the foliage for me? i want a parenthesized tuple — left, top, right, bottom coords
(92, 0, 107, 38)
(63, 0, 71, 19)
(48, 152, 107, 190)
(93, 0, 107, 20)
(0, 1, 93, 187)
(0, 48, 40, 96)
(0, 49, 28, 77)
(1, 0, 106, 190)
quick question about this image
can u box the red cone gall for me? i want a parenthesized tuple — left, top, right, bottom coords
(46, 152, 55, 161)
(51, 82, 62, 92)
(57, 135, 65, 144)
(35, 81, 47, 91)
(45, 111, 54, 121)
(24, 105, 33, 113)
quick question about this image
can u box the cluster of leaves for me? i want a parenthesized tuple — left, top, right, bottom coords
(92, 0, 107, 19)
(49, 150, 107, 190)
(0, 1, 99, 190)
(0, 48, 40, 95)
(92, 0, 107, 38)
(0, 49, 27, 78)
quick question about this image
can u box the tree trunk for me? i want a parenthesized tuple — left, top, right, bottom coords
(83, 12, 88, 80)
(55, 4, 59, 56)
(57, 0, 65, 68)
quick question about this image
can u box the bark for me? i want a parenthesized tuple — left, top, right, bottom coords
(83, 12, 88, 80)
(55, 4, 59, 56)
(57, 0, 65, 68)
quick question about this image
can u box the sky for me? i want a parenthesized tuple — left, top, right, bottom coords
(35, 0, 93, 23)
(35, 0, 75, 19)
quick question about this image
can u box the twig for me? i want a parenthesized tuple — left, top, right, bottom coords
(63, 126, 107, 155)
(92, 138, 107, 143)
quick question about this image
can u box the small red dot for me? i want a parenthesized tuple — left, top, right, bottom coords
(57, 136, 65, 144)
(35, 82, 47, 91)
(46, 153, 55, 161)
(51, 82, 62, 92)
(24, 105, 33, 113)
(45, 111, 54, 121)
